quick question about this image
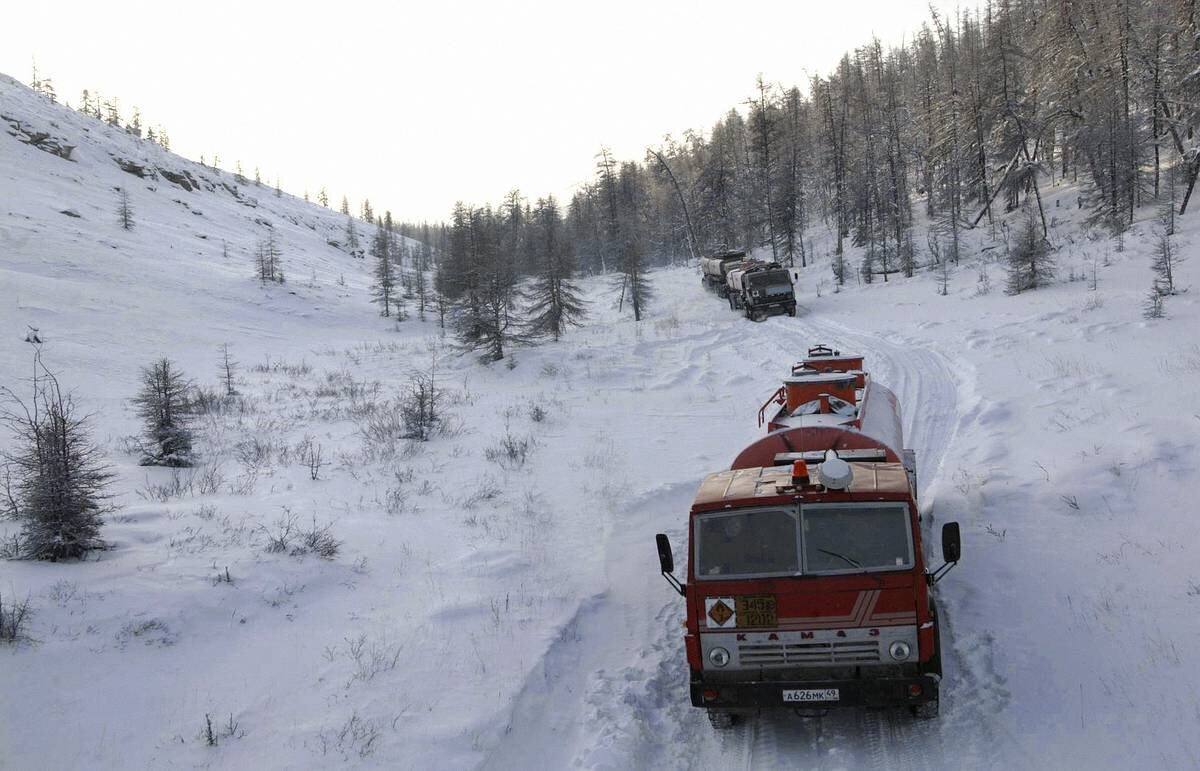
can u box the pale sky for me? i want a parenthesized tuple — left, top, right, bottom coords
(2, 0, 962, 222)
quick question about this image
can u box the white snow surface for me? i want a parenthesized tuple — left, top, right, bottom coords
(3, 74, 1200, 769)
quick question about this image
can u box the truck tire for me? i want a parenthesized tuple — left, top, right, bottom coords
(787, 306, 796, 317)
(707, 711, 736, 730)
(911, 699, 939, 720)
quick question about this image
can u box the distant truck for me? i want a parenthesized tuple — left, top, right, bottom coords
(726, 262, 797, 320)
(700, 250, 748, 297)
(655, 346, 960, 729)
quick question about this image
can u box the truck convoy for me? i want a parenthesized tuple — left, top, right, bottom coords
(699, 250, 748, 297)
(700, 249, 797, 321)
(655, 345, 961, 728)
(726, 262, 797, 320)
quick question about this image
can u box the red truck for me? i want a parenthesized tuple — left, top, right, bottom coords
(655, 346, 960, 728)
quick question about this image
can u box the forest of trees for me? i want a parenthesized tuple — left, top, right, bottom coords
(431, 0, 1200, 290)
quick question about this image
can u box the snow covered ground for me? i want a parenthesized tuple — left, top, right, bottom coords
(3, 73, 1200, 769)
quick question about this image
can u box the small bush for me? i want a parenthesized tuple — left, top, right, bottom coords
(262, 508, 340, 559)
(317, 712, 382, 760)
(116, 618, 175, 648)
(191, 386, 227, 416)
(460, 475, 502, 509)
(484, 431, 534, 470)
(0, 592, 33, 644)
(399, 370, 443, 441)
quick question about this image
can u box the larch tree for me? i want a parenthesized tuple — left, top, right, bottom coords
(133, 358, 195, 467)
(1, 350, 112, 561)
(524, 196, 586, 341)
(116, 188, 134, 231)
(371, 222, 397, 317)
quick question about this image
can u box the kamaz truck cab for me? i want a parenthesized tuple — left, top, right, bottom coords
(727, 263, 797, 320)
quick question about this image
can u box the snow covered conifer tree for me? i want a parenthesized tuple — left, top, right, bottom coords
(340, 196, 350, 216)
(1143, 287, 1165, 319)
(1, 351, 111, 560)
(449, 206, 521, 361)
(524, 196, 586, 341)
(133, 359, 195, 467)
(255, 234, 283, 284)
(609, 160, 652, 321)
(371, 224, 397, 317)
(1151, 231, 1179, 297)
(345, 216, 362, 258)
(414, 251, 429, 321)
(1151, 179, 1183, 296)
(1005, 210, 1054, 295)
(117, 188, 134, 231)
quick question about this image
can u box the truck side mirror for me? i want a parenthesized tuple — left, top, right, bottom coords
(941, 522, 961, 563)
(656, 533, 675, 574)
(655, 533, 685, 597)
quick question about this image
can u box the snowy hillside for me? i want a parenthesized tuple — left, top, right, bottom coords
(3, 69, 1200, 771)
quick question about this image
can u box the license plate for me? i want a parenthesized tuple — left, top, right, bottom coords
(782, 688, 840, 703)
(735, 595, 777, 627)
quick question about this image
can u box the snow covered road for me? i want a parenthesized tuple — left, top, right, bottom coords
(479, 308, 1012, 770)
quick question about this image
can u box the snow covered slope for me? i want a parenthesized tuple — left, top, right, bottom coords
(3, 70, 1200, 770)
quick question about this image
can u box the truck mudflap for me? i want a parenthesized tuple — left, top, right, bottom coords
(691, 673, 939, 710)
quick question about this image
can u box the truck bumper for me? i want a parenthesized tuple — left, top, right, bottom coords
(691, 673, 939, 710)
(748, 300, 795, 315)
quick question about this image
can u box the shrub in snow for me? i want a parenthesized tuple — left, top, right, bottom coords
(133, 358, 195, 467)
(1, 353, 111, 560)
(400, 369, 443, 441)
(261, 508, 340, 559)
(0, 592, 33, 644)
(485, 429, 534, 470)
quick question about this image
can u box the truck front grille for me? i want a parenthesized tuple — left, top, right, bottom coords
(738, 640, 881, 667)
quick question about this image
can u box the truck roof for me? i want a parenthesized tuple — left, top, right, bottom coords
(692, 463, 911, 510)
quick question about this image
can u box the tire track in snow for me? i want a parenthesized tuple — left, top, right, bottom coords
(480, 308, 1015, 770)
(736, 315, 1023, 770)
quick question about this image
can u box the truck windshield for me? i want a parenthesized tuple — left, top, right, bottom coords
(695, 508, 799, 578)
(694, 503, 914, 580)
(748, 271, 792, 295)
(801, 504, 913, 573)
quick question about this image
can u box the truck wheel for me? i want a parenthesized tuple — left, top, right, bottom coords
(787, 307, 796, 318)
(707, 711, 736, 730)
(911, 699, 939, 720)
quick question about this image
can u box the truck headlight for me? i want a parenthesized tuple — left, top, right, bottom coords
(889, 641, 911, 661)
(709, 647, 730, 667)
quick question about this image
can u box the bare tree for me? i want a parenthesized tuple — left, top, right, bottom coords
(218, 343, 238, 397)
